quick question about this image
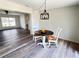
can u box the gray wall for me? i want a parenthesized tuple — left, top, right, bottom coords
(25, 14, 30, 30)
(0, 14, 21, 30)
(20, 14, 26, 29)
(19, 14, 30, 29)
(39, 5, 79, 43)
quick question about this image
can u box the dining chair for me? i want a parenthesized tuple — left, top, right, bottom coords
(47, 27, 62, 47)
(33, 31, 42, 44)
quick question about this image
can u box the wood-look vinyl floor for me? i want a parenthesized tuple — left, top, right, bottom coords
(0, 29, 32, 57)
(3, 39, 79, 58)
(0, 29, 79, 58)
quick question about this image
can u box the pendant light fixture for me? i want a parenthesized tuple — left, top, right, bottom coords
(40, 0, 49, 20)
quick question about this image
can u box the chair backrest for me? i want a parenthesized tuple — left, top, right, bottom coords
(55, 27, 62, 41)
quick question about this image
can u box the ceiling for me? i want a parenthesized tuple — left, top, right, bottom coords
(8, 0, 79, 10)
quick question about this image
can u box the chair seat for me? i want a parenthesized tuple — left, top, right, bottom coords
(48, 40, 57, 42)
(34, 36, 42, 39)
(47, 35, 56, 40)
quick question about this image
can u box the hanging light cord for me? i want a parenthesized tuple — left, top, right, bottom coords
(45, 0, 46, 10)
(36, 0, 47, 11)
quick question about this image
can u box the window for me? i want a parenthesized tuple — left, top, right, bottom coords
(1, 17, 16, 27)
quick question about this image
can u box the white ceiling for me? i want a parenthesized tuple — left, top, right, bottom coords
(8, 0, 79, 10)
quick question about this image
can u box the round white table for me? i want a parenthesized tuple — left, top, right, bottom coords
(34, 30, 54, 48)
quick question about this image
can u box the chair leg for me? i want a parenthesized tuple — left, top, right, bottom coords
(48, 41, 51, 47)
(35, 38, 37, 44)
(33, 37, 34, 41)
(55, 42, 58, 48)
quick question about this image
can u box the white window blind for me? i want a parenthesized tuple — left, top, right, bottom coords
(1, 17, 16, 27)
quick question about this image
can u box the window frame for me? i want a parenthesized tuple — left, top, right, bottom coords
(1, 17, 16, 27)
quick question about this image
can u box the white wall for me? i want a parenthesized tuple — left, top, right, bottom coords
(25, 14, 29, 25)
(25, 14, 31, 30)
(30, 10, 40, 34)
(39, 6, 79, 43)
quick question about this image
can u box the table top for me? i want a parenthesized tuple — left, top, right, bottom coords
(34, 30, 54, 36)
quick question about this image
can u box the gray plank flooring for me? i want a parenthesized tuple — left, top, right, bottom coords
(0, 29, 32, 57)
(3, 40, 79, 58)
(0, 29, 79, 58)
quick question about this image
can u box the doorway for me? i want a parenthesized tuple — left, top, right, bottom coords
(0, 10, 31, 33)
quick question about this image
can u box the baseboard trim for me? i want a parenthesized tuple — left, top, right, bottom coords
(0, 27, 22, 31)
(59, 38, 79, 44)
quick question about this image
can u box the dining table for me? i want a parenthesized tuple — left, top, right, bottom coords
(34, 30, 54, 48)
